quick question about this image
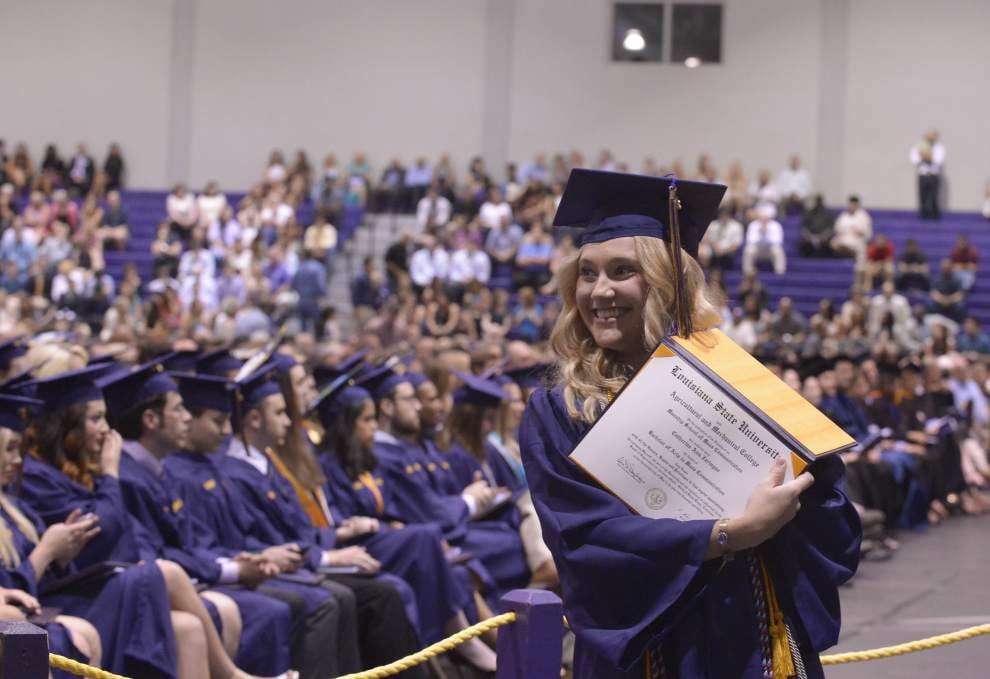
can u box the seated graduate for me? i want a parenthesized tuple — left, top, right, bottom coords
(163, 371, 345, 679)
(360, 363, 530, 594)
(15, 364, 283, 679)
(98, 359, 298, 678)
(219, 363, 424, 675)
(0, 393, 102, 673)
(443, 371, 558, 589)
(310, 377, 497, 671)
(519, 170, 861, 679)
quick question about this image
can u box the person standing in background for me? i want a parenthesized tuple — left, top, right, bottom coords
(910, 129, 945, 220)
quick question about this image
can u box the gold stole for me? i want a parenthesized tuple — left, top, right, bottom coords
(264, 448, 331, 529)
(358, 472, 385, 515)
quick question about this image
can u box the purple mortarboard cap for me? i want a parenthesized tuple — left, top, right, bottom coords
(314, 350, 369, 388)
(196, 349, 244, 377)
(405, 372, 429, 390)
(552, 169, 725, 257)
(0, 338, 27, 371)
(452, 371, 505, 408)
(174, 373, 234, 414)
(234, 363, 281, 411)
(0, 393, 42, 432)
(28, 364, 119, 410)
(98, 359, 178, 416)
(265, 352, 297, 376)
(356, 363, 410, 402)
(311, 377, 373, 430)
(159, 350, 200, 374)
(0, 366, 40, 397)
(505, 363, 552, 390)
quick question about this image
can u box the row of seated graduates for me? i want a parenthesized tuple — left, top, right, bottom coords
(0, 336, 555, 678)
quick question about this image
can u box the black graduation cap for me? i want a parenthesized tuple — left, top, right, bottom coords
(553, 169, 725, 336)
(354, 358, 407, 402)
(552, 169, 726, 257)
(505, 363, 552, 390)
(314, 350, 369, 388)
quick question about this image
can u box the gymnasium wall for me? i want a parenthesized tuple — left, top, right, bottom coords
(2, 0, 987, 210)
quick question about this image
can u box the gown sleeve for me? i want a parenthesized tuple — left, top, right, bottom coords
(520, 388, 719, 670)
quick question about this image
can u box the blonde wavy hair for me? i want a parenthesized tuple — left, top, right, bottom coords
(550, 236, 722, 423)
(0, 427, 40, 568)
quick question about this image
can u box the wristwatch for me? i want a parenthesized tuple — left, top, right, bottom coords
(717, 518, 734, 561)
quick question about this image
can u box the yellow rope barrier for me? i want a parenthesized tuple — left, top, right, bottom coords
(334, 611, 517, 679)
(49, 653, 130, 679)
(46, 617, 990, 678)
(819, 623, 990, 665)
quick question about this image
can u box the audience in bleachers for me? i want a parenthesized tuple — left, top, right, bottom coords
(0, 138, 989, 677)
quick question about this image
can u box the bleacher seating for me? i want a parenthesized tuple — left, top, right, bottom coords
(106, 191, 990, 324)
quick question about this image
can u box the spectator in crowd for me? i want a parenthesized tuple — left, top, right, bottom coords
(287, 148, 313, 197)
(405, 156, 433, 206)
(448, 238, 491, 298)
(21, 190, 51, 232)
(776, 154, 811, 214)
(982, 181, 990, 220)
(0, 260, 27, 293)
(103, 142, 125, 191)
(416, 185, 451, 231)
(423, 283, 461, 337)
(292, 249, 327, 332)
(100, 190, 129, 249)
(351, 255, 388, 316)
(957, 317, 990, 356)
(0, 184, 15, 231)
(929, 258, 967, 323)
(699, 206, 743, 271)
(150, 220, 182, 276)
(196, 181, 227, 227)
(303, 210, 338, 263)
(375, 158, 406, 212)
(478, 186, 513, 230)
(48, 189, 79, 232)
(165, 183, 197, 243)
(832, 195, 872, 285)
(509, 286, 543, 343)
(748, 168, 779, 216)
(0, 219, 37, 277)
(910, 129, 945, 219)
(264, 148, 287, 184)
(513, 220, 554, 289)
(949, 234, 979, 291)
(484, 213, 523, 277)
(39, 143, 66, 191)
(896, 238, 931, 292)
(799, 194, 834, 257)
(66, 143, 94, 196)
(4, 142, 34, 193)
(864, 233, 895, 289)
(742, 207, 786, 274)
(38, 220, 74, 266)
(868, 281, 911, 336)
(409, 235, 450, 292)
(520, 153, 549, 185)
(768, 296, 807, 343)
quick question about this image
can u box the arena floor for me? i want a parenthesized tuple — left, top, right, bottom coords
(828, 516, 990, 678)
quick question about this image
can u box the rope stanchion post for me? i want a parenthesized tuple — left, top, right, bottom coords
(496, 589, 564, 679)
(0, 620, 49, 678)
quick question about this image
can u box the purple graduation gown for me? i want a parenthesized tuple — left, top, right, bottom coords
(372, 434, 529, 593)
(520, 387, 862, 679)
(319, 451, 472, 643)
(217, 451, 420, 628)
(1, 490, 177, 679)
(117, 453, 292, 675)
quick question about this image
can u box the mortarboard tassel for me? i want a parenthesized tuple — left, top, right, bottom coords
(667, 180, 693, 338)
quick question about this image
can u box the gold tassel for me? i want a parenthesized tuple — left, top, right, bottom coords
(759, 558, 797, 679)
(667, 183, 692, 338)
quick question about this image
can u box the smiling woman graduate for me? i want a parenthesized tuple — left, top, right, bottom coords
(519, 170, 862, 679)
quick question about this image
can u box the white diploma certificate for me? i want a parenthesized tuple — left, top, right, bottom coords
(569, 349, 795, 521)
